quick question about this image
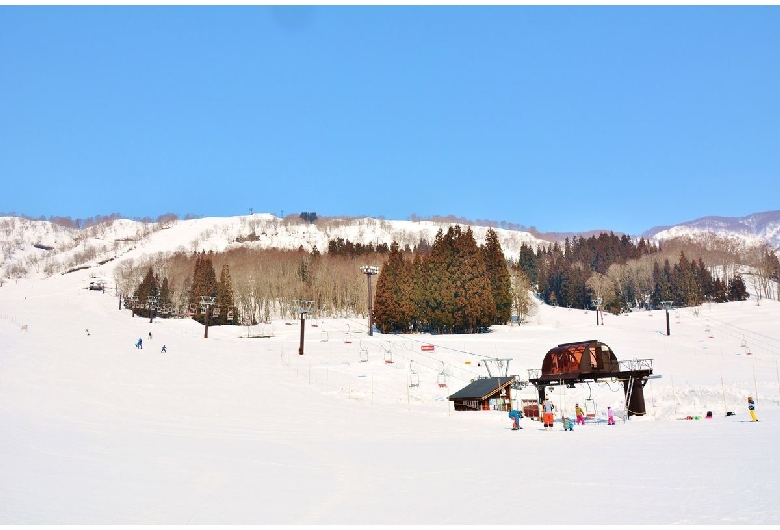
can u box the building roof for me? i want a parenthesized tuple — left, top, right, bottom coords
(448, 377, 515, 401)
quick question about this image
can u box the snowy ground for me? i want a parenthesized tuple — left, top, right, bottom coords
(1, 269, 779, 524)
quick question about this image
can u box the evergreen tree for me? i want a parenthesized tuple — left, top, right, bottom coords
(728, 274, 749, 301)
(452, 227, 494, 332)
(482, 228, 512, 325)
(133, 266, 159, 319)
(189, 252, 218, 324)
(373, 242, 412, 333)
(215, 263, 236, 325)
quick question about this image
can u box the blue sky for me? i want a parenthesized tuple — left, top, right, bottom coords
(1, 6, 778, 235)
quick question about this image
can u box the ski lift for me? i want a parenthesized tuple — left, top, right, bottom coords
(437, 361, 447, 388)
(585, 383, 597, 420)
(226, 310, 234, 322)
(212, 307, 221, 317)
(321, 331, 329, 342)
(409, 362, 420, 387)
(359, 347, 368, 363)
(384, 350, 394, 364)
(740, 335, 747, 348)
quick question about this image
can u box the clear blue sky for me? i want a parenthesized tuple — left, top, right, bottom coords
(1, 5, 778, 235)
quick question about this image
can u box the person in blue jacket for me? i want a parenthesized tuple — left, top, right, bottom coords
(508, 409, 522, 430)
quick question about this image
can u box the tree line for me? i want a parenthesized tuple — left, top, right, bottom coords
(117, 228, 778, 331)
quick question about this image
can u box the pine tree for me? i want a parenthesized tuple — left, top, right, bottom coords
(373, 242, 412, 333)
(215, 263, 236, 325)
(482, 228, 512, 325)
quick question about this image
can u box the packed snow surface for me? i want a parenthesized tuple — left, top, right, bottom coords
(1, 268, 779, 524)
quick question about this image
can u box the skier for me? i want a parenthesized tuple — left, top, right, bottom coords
(563, 416, 574, 431)
(607, 406, 615, 425)
(575, 403, 585, 425)
(508, 409, 522, 430)
(136, 337, 143, 349)
(148, 332, 153, 340)
(542, 398, 555, 431)
(748, 396, 758, 422)
(161, 344, 167, 353)
(85, 328, 90, 336)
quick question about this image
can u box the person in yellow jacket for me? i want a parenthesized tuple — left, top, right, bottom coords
(748, 396, 758, 422)
(575, 403, 585, 425)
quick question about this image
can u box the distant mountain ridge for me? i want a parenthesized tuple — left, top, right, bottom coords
(642, 210, 780, 248)
(1, 210, 778, 281)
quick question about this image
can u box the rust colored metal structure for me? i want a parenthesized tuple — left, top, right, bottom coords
(528, 340, 654, 417)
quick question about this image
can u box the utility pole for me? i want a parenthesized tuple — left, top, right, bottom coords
(293, 300, 313, 355)
(661, 301, 673, 336)
(200, 295, 216, 338)
(361, 265, 379, 336)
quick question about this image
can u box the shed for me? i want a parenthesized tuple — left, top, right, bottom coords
(448, 377, 515, 411)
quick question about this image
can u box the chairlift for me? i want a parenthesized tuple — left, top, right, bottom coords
(321, 331, 329, 342)
(437, 361, 447, 388)
(384, 350, 394, 364)
(585, 383, 597, 420)
(212, 307, 221, 317)
(226, 310, 234, 322)
(359, 347, 368, 363)
(409, 362, 420, 387)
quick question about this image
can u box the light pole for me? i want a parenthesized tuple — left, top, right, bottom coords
(361, 265, 379, 336)
(293, 299, 313, 355)
(591, 297, 603, 326)
(127, 296, 138, 318)
(200, 295, 216, 338)
(660, 300, 673, 336)
(147, 295, 159, 324)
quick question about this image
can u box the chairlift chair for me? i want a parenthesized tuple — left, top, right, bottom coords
(359, 348, 368, 363)
(212, 307, 221, 317)
(384, 350, 394, 364)
(409, 362, 420, 387)
(226, 310, 234, 322)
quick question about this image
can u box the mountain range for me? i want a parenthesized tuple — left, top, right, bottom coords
(1, 210, 778, 281)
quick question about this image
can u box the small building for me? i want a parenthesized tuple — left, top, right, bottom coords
(448, 377, 516, 411)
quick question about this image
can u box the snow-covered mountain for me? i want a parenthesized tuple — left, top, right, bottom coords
(0, 214, 548, 280)
(643, 210, 780, 248)
(2, 210, 778, 281)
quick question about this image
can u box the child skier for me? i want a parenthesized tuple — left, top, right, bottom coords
(161, 344, 167, 353)
(607, 406, 615, 425)
(575, 403, 585, 425)
(748, 397, 758, 422)
(136, 337, 143, 349)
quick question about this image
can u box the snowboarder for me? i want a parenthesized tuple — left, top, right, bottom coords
(543, 398, 555, 431)
(607, 406, 615, 425)
(136, 337, 143, 349)
(575, 403, 585, 425)
(161, 344, 167, 353)
(508, 409, 522, 430)
(748, 396, 758, 422)
(148, 332, 153, 340)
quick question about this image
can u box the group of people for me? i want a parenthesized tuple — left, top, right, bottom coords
(513, 395, 759, 431)
(135, 332, 166, 353)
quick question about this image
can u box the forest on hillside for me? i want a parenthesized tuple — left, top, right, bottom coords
(114, 223, 780, 333)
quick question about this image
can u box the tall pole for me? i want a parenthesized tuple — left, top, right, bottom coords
(299, 310, 305, 355)
(661, 301, 672, 336)
(361, 265, 378, 336)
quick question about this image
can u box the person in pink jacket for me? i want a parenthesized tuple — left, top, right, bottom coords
(607, 406, 615, 425)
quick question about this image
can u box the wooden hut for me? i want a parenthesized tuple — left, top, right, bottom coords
(448, 377, 515, 411)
